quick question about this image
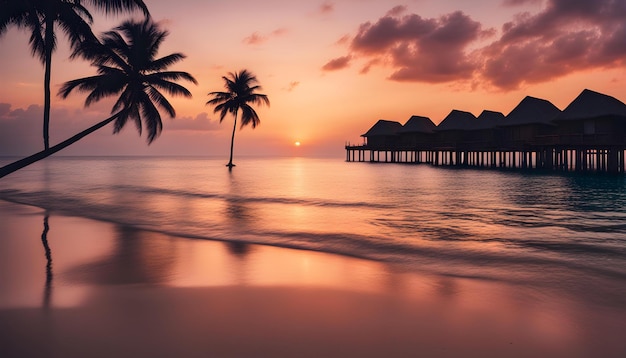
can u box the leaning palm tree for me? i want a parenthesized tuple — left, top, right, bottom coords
(0, 19, 196, 179)
(207, 69, 270, 169)
(0, 0, 149, 150)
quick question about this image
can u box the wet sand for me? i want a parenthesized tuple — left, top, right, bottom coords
(1, 200, 625, 357)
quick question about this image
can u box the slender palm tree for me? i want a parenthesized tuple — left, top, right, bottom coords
(0, 0, 149, 150)
(206, 70, 270, 169)
(0, 19, 197, 179)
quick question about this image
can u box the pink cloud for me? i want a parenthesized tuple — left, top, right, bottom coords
(348, 10, 487, 82)
(243, 32, 267, 45)
(284, 81, 300, 92)
(503, 0, 542, 6)
(0, 103, 223, 156)
(322, 56, 351, 71)
(385, 5, 407, 17)
(359, 59, 381, 74)
(164, 112, 221, 131)
(325, 2, 626, 90)
(243, 28, 289, 45)
(272, 28, 288, 36)
(320, 2, 334, 15)
(480, 0, 626, 89)
(335, 34, 350, 46)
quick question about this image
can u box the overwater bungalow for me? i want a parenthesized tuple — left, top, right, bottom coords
(469, 110, 505, 150)
(361, 119, 403, 149)
(350, 119, 403, 162)
(434, 110, 476, 148)
(345, 89, 626, 173)
(463, 110, 506, 167)
(499, 96, 561, 149)
(554, 89, 626, 146)
(398, 115, 436, 149)
(397, 115, 437, 163)
(552, 89, 626, 172)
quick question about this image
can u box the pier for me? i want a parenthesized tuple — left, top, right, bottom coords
(346, 145, 626, 173)
(346, 89, 626, 173)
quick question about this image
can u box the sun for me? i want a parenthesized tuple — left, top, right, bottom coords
(294, 141, 301, 147)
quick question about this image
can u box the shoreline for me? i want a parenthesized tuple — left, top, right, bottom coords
(1, 199, 626, 357)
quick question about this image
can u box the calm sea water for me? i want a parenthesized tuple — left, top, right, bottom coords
(1, 156, 626, 303)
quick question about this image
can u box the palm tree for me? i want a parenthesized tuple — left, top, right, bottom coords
(0, 0, 149, 150)
(207, 70, 270, 169)
(0, 19, 197, 179)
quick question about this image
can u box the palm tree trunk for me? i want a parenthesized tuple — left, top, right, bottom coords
(0, 113, 120, 179)
(43, 18, 54, 150)
(227, 109, 238, 169)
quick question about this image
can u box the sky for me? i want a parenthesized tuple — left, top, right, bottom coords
(1, 0, 626, 158)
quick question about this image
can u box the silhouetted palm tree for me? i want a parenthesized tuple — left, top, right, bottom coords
(207, 69, 270, 169)
(0, 0, 149, 150)
(0, 19, 196, 179)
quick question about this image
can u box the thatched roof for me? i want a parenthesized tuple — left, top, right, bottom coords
(474, 110, 505, 130)
(502, 96, 561, 126)
(435, 110, 477, 131)
(398, 115, 436, 134)
(555, 89, 626, 121)
(361, 119, 403, 137)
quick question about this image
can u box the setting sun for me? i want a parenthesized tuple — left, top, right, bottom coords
(294, 141, 301, 147)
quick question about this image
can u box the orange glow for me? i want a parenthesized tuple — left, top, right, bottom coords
(294, 141, 301, 147)
(1, 1, 626, 158)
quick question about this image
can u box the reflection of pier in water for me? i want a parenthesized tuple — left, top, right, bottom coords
(346, 89, 626, 173)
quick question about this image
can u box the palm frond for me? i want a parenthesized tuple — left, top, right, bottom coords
(147, 53, 186, 72)
(146, 70, 197, 84)
(111, 86, 132, 114)
(146, 86, 175, 118)
(60, 18, 195, 144)
(57, 3, 95, 49)
(138, 91, 163, 143)
(239, 104, 260, 129)
(206, 69, 269, 129)
(148, 77, 194, 98)
(86, 0, 150, 17)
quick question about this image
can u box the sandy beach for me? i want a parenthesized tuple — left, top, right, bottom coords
(1, 199, 625, 357)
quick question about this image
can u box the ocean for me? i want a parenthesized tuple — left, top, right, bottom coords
(1, 156, 625, 304)
(2, 155, 626, 357)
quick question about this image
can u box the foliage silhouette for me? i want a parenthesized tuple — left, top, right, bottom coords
(206, 69, 270, 169)
(0, 0, 149, 150)
(0, 19, 197, 179)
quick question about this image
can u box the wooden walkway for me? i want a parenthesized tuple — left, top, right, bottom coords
(345, 144, 626, 173)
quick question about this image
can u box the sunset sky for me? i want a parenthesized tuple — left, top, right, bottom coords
(1, 0, 626, 158)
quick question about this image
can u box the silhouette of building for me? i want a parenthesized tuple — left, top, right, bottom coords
(398, 115, 436, 149)
(361, 119, 403, 149)
(345, 89, 626, 173)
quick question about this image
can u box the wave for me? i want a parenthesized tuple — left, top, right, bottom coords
(109, 184, 393, 209)
(2, 187, 626, 289)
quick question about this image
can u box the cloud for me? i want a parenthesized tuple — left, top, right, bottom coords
(0, 104, 223, 156)
(503, 0, 542, 6)
(386, 5, 407, 17)
(284, 81, 300, 92)
(243, 32, 267, 45)
(481, 0, 626, 89)
(0, 103, 11, 116)
(322, 56, 351, 71)
(0, 104, 102, 155)
(359, 59, 381, 74)
(272, 28, 288, 36)
(243, 28, 288, 45)
(346, 10, 489, 82)
(325, 2, 626, 90)
(164, 112, 221, 131)
(320, 2, 334, 14)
